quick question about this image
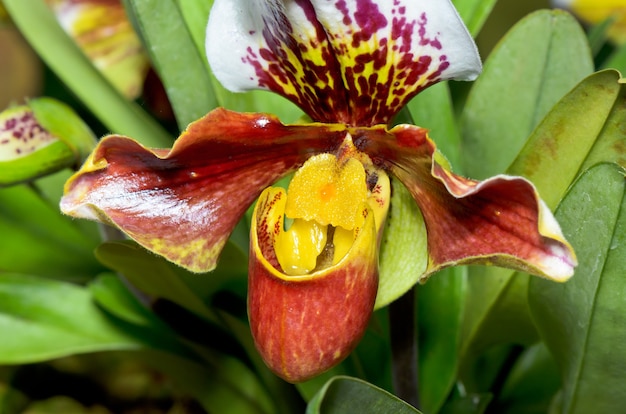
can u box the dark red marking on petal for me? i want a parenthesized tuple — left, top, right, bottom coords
(241, 0, 451, 126)
(62, 109, 348, 273)
(351, 124, 572, 277)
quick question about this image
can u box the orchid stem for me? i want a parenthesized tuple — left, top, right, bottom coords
(389, 287, 420, 408)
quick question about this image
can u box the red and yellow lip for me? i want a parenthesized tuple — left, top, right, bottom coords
(248, 184, 379, 382)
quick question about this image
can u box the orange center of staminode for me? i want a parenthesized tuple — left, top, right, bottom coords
(319, 182, 336, 202)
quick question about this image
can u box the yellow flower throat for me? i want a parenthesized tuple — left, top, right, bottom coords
(274, 138, 390, 276)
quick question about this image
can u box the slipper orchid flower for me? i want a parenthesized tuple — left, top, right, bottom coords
(61, 0, 577, 382)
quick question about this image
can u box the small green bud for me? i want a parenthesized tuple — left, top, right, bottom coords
(0, 98, 96, 186)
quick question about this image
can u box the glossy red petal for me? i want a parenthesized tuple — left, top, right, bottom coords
(61, 108, 346, 272)
(352, 124, 576, 281)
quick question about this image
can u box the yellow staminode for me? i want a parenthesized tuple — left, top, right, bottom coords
(285, 153, 368, 230)
(274, 153, 369, 276)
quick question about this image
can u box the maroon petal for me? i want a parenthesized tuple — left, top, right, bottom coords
(61, 108, 345, 272)
(353, 124, 576, 281)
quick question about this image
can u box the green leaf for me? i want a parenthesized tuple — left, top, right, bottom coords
(509, 70, 626, 209)
(95, 241, 220, 324)
(454, 16, 610, 377)
(89, 273, 167, 328)
(529, 163, 626, 413)
(88, 274, 278, 414)
(452, 0, 498, 37)
(461, 10, 594, 179)
(174, 0, 213, 65)
(0, 180, 103, 281)
(457, 71, 626, 390)
(306, 376, 422, 414)
(88, 273, 208, 358)
(460, 270, 539, 355)
(376, 177, 427, 309)
(3, 0, 172, 147)
(417, 266, 467, 414)
(0, 274, 143, 363)
(124, 0, 218, 130)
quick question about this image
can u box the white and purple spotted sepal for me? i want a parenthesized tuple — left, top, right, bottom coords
(206, 0, 482, 125)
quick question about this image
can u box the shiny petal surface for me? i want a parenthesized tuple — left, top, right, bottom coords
(352, 125, 577, 281)
(248, 187, 378, 382)
(47, 0, 149, 98)
(206, 0, 481, 125)
(61, 109, 346, 273)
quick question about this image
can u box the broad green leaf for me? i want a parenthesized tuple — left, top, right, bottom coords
(89, 273, 168, 328)
(460, 271, 539, 355)
(306, 376, 422, 414)
(376, 177, 427, 309)
(174, 0, 213, 66)
(417, 266, 467, 414)
(124, 0, 217, 130)
(0, 181, 103, 281)
(458, 70, 626, 389)
(407, 82, 462, 170)
(452, 0, 498, 37)
(95, 241, 220, 324)
(462, 10, 594, 179)
(352, 308, 392, 388)
(3, 0, 172, 147)
(529, 163, 626, 413)
(0, 274, 143, 363)
(509, 70, 626, 209)
(455, 17, 613, 379)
